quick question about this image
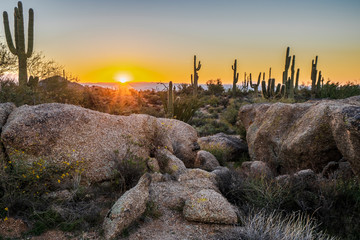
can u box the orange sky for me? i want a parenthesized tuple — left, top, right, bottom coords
(2, 0, 359, 85)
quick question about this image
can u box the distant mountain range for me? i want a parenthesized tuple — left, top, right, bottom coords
(80, 82, 235, 91)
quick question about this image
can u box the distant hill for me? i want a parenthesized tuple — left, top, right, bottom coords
(40, 76, 85, 91)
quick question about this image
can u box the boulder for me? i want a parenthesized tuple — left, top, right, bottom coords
(155, 148, 186, 177)
(147, 157, 160, 173)
(242, 161, 273, 178)
(194, 150, 220, 171)
(1, 103, 198, 183)
(198, 133, 248, 162)
(103, 173, 151, 240)
(0, 217, 28, 238)
(0, 103, 16, 163)
(183, 189, 238, 224)
(293, 169, 317, 189)
(178, 168, 217, 183)
(322, 160, 354, 179)
(238, 96, 360, 175)
(159, 118, 199, 167)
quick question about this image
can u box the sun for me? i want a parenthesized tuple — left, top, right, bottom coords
(115, 72, 132, 83)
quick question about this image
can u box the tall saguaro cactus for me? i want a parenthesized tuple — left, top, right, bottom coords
(232, 59, 239, 96)
(282, 47, 291, 86)
(192, 55, 201, 96)
(3, 1, 34, 86)
(249, 73, 260, 97)
(168, 81, 174, 117)
(311, 56, 318, 98)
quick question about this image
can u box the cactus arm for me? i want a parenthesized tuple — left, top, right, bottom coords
(269, 67, 272, 79)
(3, 12, 17, 54)
(261, 80, 267, 99)
(26, 8, 34, 57)
(196, 61, 201, 71)
(295, 68, 299, 90)
(16, 2, 25, 53)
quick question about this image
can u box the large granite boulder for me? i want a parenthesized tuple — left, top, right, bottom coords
(159, 118, 199, 167)
(194, 150, 220, 171)
(183, 189, 238, 224)
(238, 96, 360, 174)
(0, 103, 16, 163)
(198, 133, 248, 162)
(1, 103, 198, 183)
(103, 173, 151, 240)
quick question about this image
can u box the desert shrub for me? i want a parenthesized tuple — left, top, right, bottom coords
(320, 81, 360, 99)
(201, 144, 231, 166)
(216, 169, 360, 240)
(143, 201, 162, 220)
(112, 149, 147, 192)
(0, 151, 101, 236)
(192, 118, 233, 137)
(215, 210, 338, 240)
(172, 96, 201, 123)
(206, 79, 225, 96)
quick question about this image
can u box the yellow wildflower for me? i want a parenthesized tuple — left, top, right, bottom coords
(58, 179, 61, 183)
(4, 207, 8, 211)
(36, 175, 39, 179)
(4, 217, 8, 221)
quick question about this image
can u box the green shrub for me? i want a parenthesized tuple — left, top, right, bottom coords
(206, 79, 225, 96)
(320, 81, 360, 99)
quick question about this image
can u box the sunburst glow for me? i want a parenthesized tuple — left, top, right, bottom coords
(115, 73, 132, 83)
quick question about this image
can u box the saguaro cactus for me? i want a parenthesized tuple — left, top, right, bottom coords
(282, 47, 291, 86)
(192, 55, 201, 96)
(3, 1, 34, 86)
(168, 81, 174, 117)
(250, 73, 260, 97)
(232, 59, 239, 96)
(289, 55, 296, 98)
(311, 56, 318, 98)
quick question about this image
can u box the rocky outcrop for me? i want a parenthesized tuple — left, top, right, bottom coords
(103, 173, 151, 240)
(238, 96, 360, 174)
(1, 103, 198, 183)
(194, 150, 220, 171)
(155, 148, 187, 177)
(159, 118, 199, 167)
(322, 161, 354, 179)
(241, 160, 273, 178)
(183, 189, 238, 224)
(0, 103, 16, 163)
(198, 133, 248, 162)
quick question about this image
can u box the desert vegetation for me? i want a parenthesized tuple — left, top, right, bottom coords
(0, 1, 359, 240)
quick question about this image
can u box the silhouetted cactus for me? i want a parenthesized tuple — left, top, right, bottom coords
(261, 76, 282, 99)
(3, 1, 34, 86)
(282, 47, 291, 87)
(311, 56, 319, 98)
(232, 59, 239, 96)
(192, 55, 201, 96)
(242, 72, 249, 90)
(168, 81, 174, 117)
(250, 73, 260, 97)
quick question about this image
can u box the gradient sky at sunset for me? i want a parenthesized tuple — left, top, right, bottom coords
(1, 0, 359, 84)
